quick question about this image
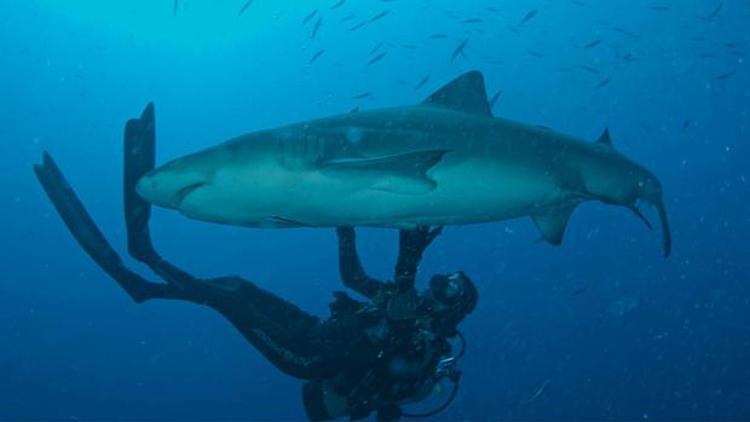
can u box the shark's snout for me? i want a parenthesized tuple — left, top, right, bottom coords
(135, 167, 208, 210)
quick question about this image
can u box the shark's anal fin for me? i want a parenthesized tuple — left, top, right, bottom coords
(532, 205, 577, 246)
(322, 149, 448, 195)
(422, 70, 492, 117)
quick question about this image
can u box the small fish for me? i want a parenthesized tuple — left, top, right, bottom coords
(173, 0, 179, 16)
(700, 2, 723, 21)
(697, 52, 716, 58)
(715, 71, 735, 80)
(682, 120, 691, 129)
(367, 51, 387, 65)
(488, 90, 503, 109)
(352, 92, 373, 100)
(369, 41, 384, 56)
(527, 49, 543, 58)
(583, 39, 602, 49)
(237, 0, 255, 16)
(302, 9, 318, 25)
(348, 21, 367, 31)
(349, 106, 360, 113)
(309, 49, 325, 64)
(414, 75, 430, 90)
(613, 27, 640, 39)
(430, 33, 448, 39)
(462, 18, 483, 24)
(519, 9, 538, 26)
(568, 285, 588, 296)
(370, 10, 391, 23)
(330, 0, 347, 9)
(451, 38, 469, 61)
(311, 17, 323, 39)
(595, 77, 612, 89)
(622, 52, 635, 62)
(580, 65, 600, 74)
(401, 43, 419, 50)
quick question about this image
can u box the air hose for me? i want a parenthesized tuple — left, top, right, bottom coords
(400, 331, 466, 419)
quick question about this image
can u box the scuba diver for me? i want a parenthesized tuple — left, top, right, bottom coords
(33, 104, 477, 421)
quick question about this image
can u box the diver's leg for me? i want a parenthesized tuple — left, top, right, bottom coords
(36, 151, 330, 379)
(196, 276, 334, 380)
(119, 105, 331, 378)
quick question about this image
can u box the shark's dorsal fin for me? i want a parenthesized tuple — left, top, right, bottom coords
(422, 70, 492, 116)
(532, 205, 577, 245)
(597, 128, 613, 147)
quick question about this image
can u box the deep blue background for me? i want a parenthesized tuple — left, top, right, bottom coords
(1, 0, 748, 420)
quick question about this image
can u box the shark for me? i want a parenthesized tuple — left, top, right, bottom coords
(136, 71, 671, 256)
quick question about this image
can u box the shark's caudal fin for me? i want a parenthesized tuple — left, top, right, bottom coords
(532, 205, 577, 245)
(594, 127, 672, 257)
(657, 202, 671, 257)
(422, 71, 493, 116)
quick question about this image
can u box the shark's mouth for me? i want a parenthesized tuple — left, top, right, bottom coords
(174, 182, 206, 208)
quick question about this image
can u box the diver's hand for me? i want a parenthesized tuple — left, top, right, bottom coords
(400, 225, 443, 255)
(336, 226, 356, 244)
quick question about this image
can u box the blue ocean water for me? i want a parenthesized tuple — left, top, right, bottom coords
(2, 0, 749, 420)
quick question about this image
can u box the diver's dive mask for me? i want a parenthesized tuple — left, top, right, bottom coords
(427, 272, 478, 327)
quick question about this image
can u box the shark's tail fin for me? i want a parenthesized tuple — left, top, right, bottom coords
(654, 199, 672, 257)
(635, 196, 671, 258)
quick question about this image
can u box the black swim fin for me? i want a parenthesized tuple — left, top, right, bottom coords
(124, 102, 157, 262)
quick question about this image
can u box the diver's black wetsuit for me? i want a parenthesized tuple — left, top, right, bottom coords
(34, 104, 470, 421)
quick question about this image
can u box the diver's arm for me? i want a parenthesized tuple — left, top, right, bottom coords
(336, 227, 386, 298)
(394, 226, 443, 290)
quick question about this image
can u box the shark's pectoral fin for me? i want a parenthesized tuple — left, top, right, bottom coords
(422, 70, 493, 116)
(532, 205, 577, 246)
(322, 149, 447, 195)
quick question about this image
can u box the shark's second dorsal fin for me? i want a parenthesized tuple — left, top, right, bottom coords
(422, 70, 492, 116)
(597, 128, 613, 147)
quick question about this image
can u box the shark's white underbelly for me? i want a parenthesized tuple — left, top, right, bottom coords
(179, 158, 562, 228)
